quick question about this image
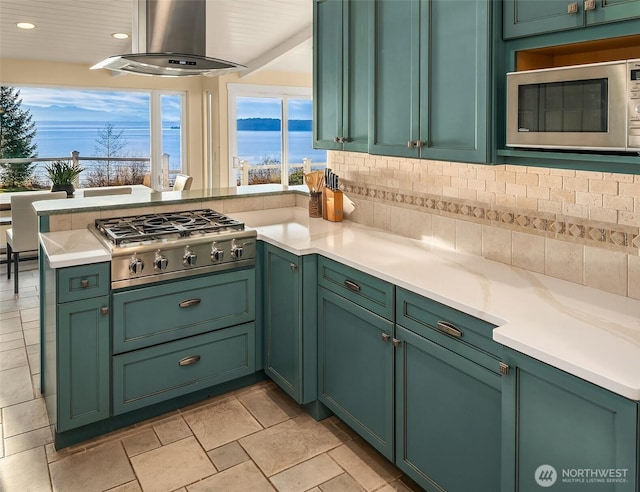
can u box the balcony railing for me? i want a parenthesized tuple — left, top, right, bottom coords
(234, 157, 327, 186)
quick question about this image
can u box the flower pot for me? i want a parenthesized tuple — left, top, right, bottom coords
(51, 183, 75, 197)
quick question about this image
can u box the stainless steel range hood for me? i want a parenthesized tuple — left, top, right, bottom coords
(91, 0, 245, 77)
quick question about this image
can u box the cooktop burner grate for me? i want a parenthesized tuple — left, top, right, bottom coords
(95, 209, 245, 245)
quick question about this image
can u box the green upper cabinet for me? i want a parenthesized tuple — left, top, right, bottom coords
(504, 0, 640, 39)
(502, 348, 638, 492)
(263, 243, 318, 404)
(368, 0, 420, 158)
(369, 0, 490, 163)
(313, 0, 371, 152)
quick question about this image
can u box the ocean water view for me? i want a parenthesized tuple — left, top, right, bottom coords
(29, 121, 327, 177)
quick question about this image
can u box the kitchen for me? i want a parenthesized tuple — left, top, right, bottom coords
(1, 1, 640, 492)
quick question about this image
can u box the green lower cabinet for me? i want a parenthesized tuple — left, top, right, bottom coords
(395, 325, 501, 492)
(263, 243, 317, 404)
(502, 349, 638, 492)
(56, 296, 110, 432)
(112, 323, 255, 414)
(318, 287, 394, 460)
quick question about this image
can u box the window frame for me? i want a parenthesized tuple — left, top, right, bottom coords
(8, 84, 186, 190)
(227, 83, 315, 187)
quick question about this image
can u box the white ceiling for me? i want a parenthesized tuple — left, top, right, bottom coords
(0, 0, 313, 75)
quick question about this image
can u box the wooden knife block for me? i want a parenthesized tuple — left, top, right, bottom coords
(325, 189, 343, 222)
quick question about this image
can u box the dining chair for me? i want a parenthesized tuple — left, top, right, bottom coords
(6, 191, 68, 293)
(83, 187, 133, 197)
(173, 174, 193, 191)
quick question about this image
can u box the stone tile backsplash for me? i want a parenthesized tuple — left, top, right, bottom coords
(330, 151, 640, 299)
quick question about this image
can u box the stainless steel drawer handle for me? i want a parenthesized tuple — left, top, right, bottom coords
(179, 298, 201, 308)
(178, 355, 201, 366)
(344, 279, 361, 292)
(437, 321, 463, 338)
(80, 279, 89, 288)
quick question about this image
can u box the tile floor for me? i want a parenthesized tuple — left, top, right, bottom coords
(0, 259, 422, 492)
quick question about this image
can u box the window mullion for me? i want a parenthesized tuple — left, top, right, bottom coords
(281, 97, 288, 186)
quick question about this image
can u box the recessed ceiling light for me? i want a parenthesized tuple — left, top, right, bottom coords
(17, 22, 36, 30)
(112, 32, 129, 40)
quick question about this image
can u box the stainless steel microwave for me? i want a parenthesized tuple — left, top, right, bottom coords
(506, 59, 640, 152)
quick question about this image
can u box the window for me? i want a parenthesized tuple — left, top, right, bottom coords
(228, 84, 327, 187)
(12, 87, 185, 190)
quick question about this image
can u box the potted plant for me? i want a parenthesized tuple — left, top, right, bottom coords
(45, 159, 85, 197)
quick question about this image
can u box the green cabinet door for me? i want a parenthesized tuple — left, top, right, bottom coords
(342, 0, 371, 153)
(502, 349, 637, 492)
(395, 326, 501, 492)
(421, 0, 490, 163)
(264, 244, 302, 401)
(370, 0, 490, 163)
(56, 296, 110, 432)
(369, 0, 420, 158)
(314, 0, 370, 152)
(504, 0, 640, 38)
(318, 287, 394, 460)
(503, 0, 584, 39)
(314, 0, 343, 150)
(263, 243, 318, 404)
(585, 0, 640, 25)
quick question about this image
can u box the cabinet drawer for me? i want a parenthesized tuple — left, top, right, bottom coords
(57, 262, 110, 303)
(112, 269, 255, 353)
(112, 322, 255, 414)
(396, 288, 501, 370)
(318, 256, 393, 320)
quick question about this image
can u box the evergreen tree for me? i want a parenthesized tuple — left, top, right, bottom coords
(0, 86, 38, 188)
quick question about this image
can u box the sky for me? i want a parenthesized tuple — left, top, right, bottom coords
(15, 88, 313, 122)
(15, 87, 179, 122)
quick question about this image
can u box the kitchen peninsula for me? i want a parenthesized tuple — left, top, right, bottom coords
(35, 187, 640, 492)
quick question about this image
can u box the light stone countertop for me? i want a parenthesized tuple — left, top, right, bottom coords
(40, 228, 110, 268)
(230, 207, 640, 401)
(38, 206, 640, 401)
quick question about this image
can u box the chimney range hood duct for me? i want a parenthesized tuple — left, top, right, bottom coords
(91, 0, 245, 77)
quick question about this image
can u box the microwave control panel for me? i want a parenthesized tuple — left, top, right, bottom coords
(629, 59, 640, 149)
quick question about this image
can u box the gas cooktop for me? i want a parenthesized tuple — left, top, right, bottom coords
(94, 209, 245, 246)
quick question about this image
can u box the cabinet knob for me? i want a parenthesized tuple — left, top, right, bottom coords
(381, 333, 391, 343)
(80, 279, 89, 288)
(567, 2, 579, 13)
(100, 306, 109, 315)
(290, 263, 298, 271)
(416, 140, 424, 149)
(392, 338, 401, 348)
(499, 362, 510, 376)
(407, 140, 416, 148)
(583, 0, 595, 10)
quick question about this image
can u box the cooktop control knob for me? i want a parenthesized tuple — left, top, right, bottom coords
(129, 253, 144, 274)
(231, 239, 244, 259)
(183, 246, 198, 267)
(210, 244, 224, 262)
(154, 251, 168, 271)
